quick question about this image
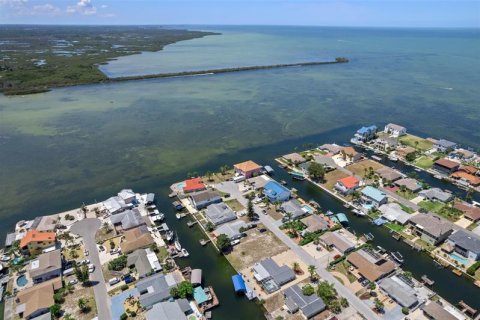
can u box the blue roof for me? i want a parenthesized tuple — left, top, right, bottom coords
(232, 274, 246, 293)
(264, 181, 290, 199)
(361, 186, 386, 203)
(357, 125, 377, 134)
(193, 286, 209, 304)
(335, 213, 349, 223)
(373, 218, 387, 226)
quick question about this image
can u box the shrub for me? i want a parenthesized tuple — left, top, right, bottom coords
(120, 313, 128, 320)
(53, 292, 64, 304)
(302, 284, 315, 296)
(402, 307, 409, 315)
(108, 255, 127, 271)
(121, 284, 129, 291)
(466, 261, 480, 276)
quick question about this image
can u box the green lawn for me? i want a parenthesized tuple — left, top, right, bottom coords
(467, 223, 478, 231)
(385, 223, 405, 233)
(396, 190, 417, 200)
(225, 199, 245, 212)
(334, 261, 357, 283)
(418, 200, 445, 213)
(395, 202, 415, 214)
(414, 156, 434, 169)
(399, 134, 433, 151)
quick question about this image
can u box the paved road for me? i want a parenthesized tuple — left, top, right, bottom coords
(216, 182, 379, 320)
(71, 218, 112, 320)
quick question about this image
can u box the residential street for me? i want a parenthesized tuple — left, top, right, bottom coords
(216, 181, 380, 320)
(71, 218, 112, 320)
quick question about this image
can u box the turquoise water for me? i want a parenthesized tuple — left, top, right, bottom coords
(302, 204, 314, 214)
(0, 26, 480, 316)
(449, 253, 469, 266)
(16, 275, 27, 287)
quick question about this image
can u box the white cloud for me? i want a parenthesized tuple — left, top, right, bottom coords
(100, 4, 107, 8)
(31, 3, 60, 15)
(0, 0, 27, 6)
(66, 0, 97, 15)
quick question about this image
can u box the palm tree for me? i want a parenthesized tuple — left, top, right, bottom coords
(292, 261, 301, 274)
(308, 264, 316, 280)
(205, 171, 213, 181)
(78, 298, 87, 312)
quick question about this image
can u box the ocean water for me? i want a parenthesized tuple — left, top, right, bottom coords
(0, 26, 479, 317)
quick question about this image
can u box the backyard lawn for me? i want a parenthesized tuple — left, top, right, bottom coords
(346, 159, 384, 178)
(396, 189, 417, 200)
(225, 198, 245, 212)
(419, 201, 462, 221)
(333, 260, 357, 283)
(399, 134, 433, 151)
(322, 169, 349, 191)
(414, 156, 434, 169)
(418, 200, 445, 213)
(395, 202, 415, 214)
(385, 223, 405, 233)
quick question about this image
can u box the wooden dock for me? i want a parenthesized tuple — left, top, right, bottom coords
(421, 275, 435, 286)
(200, 286, 220, 313)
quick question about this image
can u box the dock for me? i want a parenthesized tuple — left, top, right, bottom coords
(452, 269, 463, 276)
(391, 232, 401, 241)
(458, 300, 477, 318)
(187, 220, 198, 227)
(200, 239, 211, 246)
(421, 275, 435, 286)
(199, 286, 220, 313)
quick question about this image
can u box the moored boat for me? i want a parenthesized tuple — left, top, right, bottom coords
(388, 155, 398, 161)
(181, 248, 189, 257)
(391, 251, 404, 264)
(174, 239, 182, 251)
(290, 171, 306, 180)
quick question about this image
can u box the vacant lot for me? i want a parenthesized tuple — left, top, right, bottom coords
(62, 285, 97, 320)
(414, 156, 434, 169)
(346, 159, 384, 178)
(322, 169, 349, 191)
(418, 200, 445, 213)
(225, 198, 245, 212)
(399, 134, 433, 151)
(227, 227, 288, 270)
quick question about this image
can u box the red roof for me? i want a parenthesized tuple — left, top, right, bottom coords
(435, 158, 460, 169)
(20, 230, 56, 248)
(183, 177, 206, 192)
(337, 176, 360, 189)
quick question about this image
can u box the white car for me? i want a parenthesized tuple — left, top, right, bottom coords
(68, 279, 78, 285)
(84, 250, 89, 256)
(88, 264, 95, 273)
(80, 259, 90, 265)
(0, 255, 11, 262)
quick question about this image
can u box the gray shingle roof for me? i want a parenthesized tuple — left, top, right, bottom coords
(281, 199, 305, 219)
(284, 284, 326, 318)
(205, 203, 237, 225)
(258, 258, 295, 286)
(448, 230, 480, 255)
(145, 300, 187, 320)
(28, 249, 62, 279)
(419, 188, 453, 203)
(110, 208, 145, 230)
(136, 273, 179, 308)
(379, 276, 418, 308)
(409, 213, 454, 238)
(435, 139, 457, 148)
(127, 249, 152, 278)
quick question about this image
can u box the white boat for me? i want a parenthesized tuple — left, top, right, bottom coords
(165, 231, 174, 241)
(388, 156, 398, 162)
(176, 213, 181, 220)
(181, 248, 189, 257)
(376, 246, 386, 254)
(174, 240, 182, 251)
(352, 209, 366, 216)
(391, 251, 404, 264)
(414, 168, 421, 172)
(372, 155, 382, 161)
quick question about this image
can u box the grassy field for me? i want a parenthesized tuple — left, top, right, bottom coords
(399, 134, 433, 151)
(225, 199, 245, 212)
(322, 169, 349, 191)
(396, 189, 417, 200)
(346, 159, 384, 178)
(414, 156, 435, 169)
(395, 202, 415, 214)
(418, 200, 445, 213)
(385, 223, 405, 233)
(0, 25, 216, 94)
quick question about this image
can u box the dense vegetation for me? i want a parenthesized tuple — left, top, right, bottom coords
(0, 25, 216, 95)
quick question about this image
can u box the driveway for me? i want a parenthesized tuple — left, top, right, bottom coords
(71, 218, 112, 320)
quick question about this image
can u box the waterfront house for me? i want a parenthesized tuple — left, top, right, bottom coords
(282, 153, 307, 164)
(446, 230, 480, 262)
(145, 300, 192, 320)
(458, 165, 479, 175)
(30, 215, 58, 232)
(319, 231, 355, 254)
(284, 284, 326, 319)
(251, 258, 295, 294)
(136, 273, 180, 308)
(118, 189, 136, 204)
(103, 196, 128, 214)
(384, 123, 407, 137)
(301, 215, 329, 234)
(395, 146, 416, 160)
(110, 208, 146, 231)
(434, 139, 457, 153)
(120, 225, 155, 254)
(340, 146, 361, 163)
(454, 202, 480, 223)
(313, 155, 336, 171)
(28, 249, 62, 284)
(318, 143, 342, 155)
(374, 136, 399, 151)
(334, 176, 360, 195)
(378, 203, 411, 225)
(394, 178, 422, 193)
(247, 175, 271, 190)
(234, 160, 262, 178)
(205, 203, 237, 226)
(263, 181, 291, 203)
(419, 188, 454, 203)
(182, 177, 206, 194)
(422, 302, 460, 320)
(189, 190, 222, 210)
(346, 249, 396, 282)
(450, 148, 476, 161)
(280, 199, 307, 221)
(354, 125, 377, 142)
(127, 248, 162, 279)
(361, 186, 387, 207)
(213, 220, 247, 240)
(379, 275, 418, 308)
(15, 277, 62, 319)
(20, 230, 56, 255)
(434, 159, 460, 175)
(450, 171, 480, 187)
(408, 213, 454, 246)
(375, 167, 402, 182)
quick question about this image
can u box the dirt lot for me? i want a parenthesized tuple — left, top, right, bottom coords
(346, 159, 384, 178)
(227, 227, 288, 270)
(63, 244, 85, 261)
(62, 285, 97, 320)
(321, 169, 349, 191)
(225, 198, 245, 212)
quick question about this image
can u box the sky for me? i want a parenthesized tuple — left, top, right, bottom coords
(0, 0, 479, 27)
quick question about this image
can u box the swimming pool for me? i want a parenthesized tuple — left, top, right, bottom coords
(302, 205, 314, 214)
(449, 253, 468, 266)
(16, 275, 28, 287)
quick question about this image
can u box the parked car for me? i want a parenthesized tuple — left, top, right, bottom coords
(108, 277, 120, 285)
(88, 264, 95, 273)
(80, 259, 90, 265)
(84, 250, 89, 256)
(98, 245, 105, 252)
(231, 239, 240, 246)
(262, 209, 268, 215)
(68, 279, 78, 285)
(258, 228, 267, 233)
(124, 274, 135, 284)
